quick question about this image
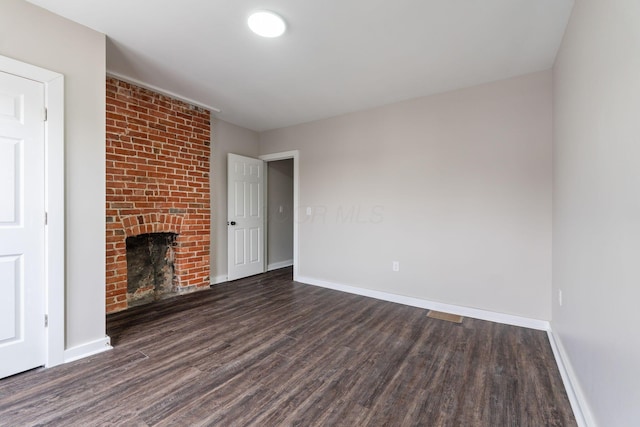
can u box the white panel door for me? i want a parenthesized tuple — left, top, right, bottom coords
(0, 71, 46, 378)
(227, 154, 265, 281)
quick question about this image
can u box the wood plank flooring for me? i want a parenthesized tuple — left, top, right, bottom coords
(0, 267, 576, 426)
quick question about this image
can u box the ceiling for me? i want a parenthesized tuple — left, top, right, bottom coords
(26, 0, 574, 132)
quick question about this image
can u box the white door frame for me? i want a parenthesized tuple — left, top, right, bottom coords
(0, 55, 65, 368)
(259, 150, 299, 281)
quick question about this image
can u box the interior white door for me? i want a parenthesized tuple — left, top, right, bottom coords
(227, 153, 265, 281)
(0, 71, 46, 378)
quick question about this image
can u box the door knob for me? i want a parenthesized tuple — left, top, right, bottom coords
(228, 221, 237, 226)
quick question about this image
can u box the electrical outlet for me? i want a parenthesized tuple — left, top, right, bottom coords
(392, 261, 400, 272)
(306, 207, 312, 216)
(558, 289, 563, 306)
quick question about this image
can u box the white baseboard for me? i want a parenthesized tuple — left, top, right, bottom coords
(63, 336, 112, 363)
(267, 259, 293, 271)
(211, 274, 228, 285)
(296, 275, 550, 331)
(547, 329, 596, 427)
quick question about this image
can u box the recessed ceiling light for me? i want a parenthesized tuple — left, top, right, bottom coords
(248, 11, 286, 38)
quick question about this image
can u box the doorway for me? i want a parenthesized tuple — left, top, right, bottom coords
(226, 151, 299, 282)
(266, 159, 294, 271)
(260, 151, 299, 280)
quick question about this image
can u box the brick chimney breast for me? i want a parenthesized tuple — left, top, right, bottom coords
(105, 77, 211, 313)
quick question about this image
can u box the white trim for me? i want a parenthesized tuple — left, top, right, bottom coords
(259, 150, 300, 281)
(107, 71, 221, 113)
(262, 159, 269, 275)
(547, 329, 596, 427)
(267, 259, 293, 271)
(63, 336, 112, 364)
(44, 73, 65, 368)
(211, 274, 228, 285)
(0, 55, 67, 368)
(296, 275, 550, 331)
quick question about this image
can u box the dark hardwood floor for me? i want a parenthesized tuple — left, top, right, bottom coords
(0, 267, 576, 426)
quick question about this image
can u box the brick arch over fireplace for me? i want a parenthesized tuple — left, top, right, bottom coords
(121, 214, 184, 237)
(106, 77, 211, 313)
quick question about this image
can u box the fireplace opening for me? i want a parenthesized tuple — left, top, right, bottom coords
(126, 232, 178, 307)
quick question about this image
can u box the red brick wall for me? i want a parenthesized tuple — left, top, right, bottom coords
(106, 77, 211, 313)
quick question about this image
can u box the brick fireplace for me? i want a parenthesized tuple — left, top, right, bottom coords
(106, 77, 211, 313)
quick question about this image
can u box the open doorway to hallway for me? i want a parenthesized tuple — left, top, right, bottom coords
(266, 159, 294, 271)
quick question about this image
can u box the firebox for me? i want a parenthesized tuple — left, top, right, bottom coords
(126, 232, 178, 306)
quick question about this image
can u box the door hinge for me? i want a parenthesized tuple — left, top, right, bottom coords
(44, 314, 48, 328)
(45, 211, 48, 225)
(43, 108, 48, 122)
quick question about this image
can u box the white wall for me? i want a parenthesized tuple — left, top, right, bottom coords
(260, 71, 553, 320)
(210, 118, 259, 282)
(0, 0, 106, 349)
(553, 0, 640, 425)
(267, 159, 294, 268)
